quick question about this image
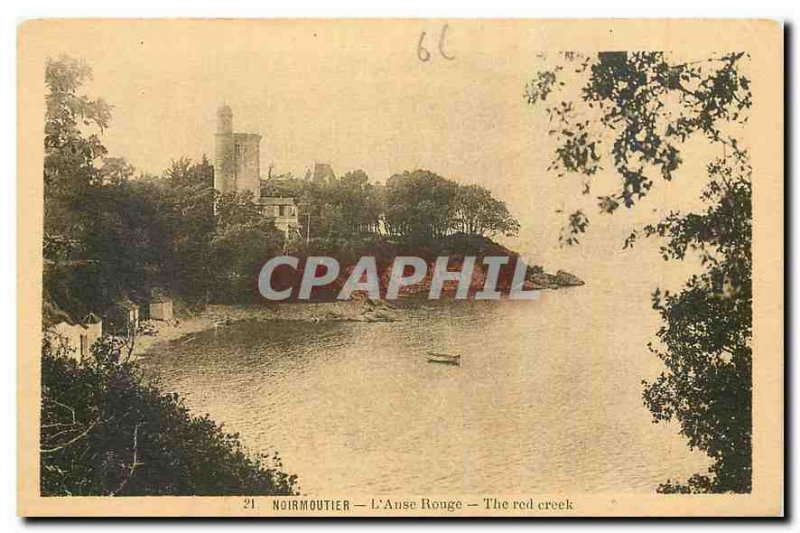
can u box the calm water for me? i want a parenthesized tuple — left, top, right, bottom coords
(141, 287, 708, 495)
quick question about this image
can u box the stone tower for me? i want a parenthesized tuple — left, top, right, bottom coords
(214, 105, 262, 198)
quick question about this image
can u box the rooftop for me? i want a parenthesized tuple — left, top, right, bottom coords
(259, 196, 297, 206)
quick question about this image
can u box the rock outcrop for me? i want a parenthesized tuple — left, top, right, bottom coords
(524, 269, 584, 290)
(554, 270, 585, 287)
(276, 234, 585, 300)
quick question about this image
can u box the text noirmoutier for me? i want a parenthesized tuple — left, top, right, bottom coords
(258, 255, 540, 301)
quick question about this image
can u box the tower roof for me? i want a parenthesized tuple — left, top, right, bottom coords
(217, 104, 232, 116)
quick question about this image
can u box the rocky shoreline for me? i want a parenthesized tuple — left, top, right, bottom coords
(131, 299, 401, 358)
(528, 269, 586, 290)
(133, 269, 584, 358)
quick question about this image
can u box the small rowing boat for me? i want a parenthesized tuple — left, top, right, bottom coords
(426, 352, 461, 365)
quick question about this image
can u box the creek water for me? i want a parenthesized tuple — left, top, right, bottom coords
(140, 287, 708, 495)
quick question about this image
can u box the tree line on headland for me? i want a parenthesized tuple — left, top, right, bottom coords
(263, 168, 519, 245)
(41, 55, 526, 496)
(45, 59, 521, 319)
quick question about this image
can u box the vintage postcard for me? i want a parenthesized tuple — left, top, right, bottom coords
(17, 19, 783, 517)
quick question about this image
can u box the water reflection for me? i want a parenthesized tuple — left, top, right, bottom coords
(142, 290, 708, 495)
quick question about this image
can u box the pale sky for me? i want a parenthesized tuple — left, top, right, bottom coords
(26, 20, 726, 283)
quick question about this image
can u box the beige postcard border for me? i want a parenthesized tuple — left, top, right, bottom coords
(17, 18, 783, 517)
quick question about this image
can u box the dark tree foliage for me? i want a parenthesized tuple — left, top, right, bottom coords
(41, 56, 296, 495)
(152, 156, 217, 304)
(210, 190, 285, 302)
(265, 168, 519, 248)
(41, 334, 298, 496)
(263, 168, 384, 249)
(384, 170, 459, 243)
(526, 51, 752, 492)
(44, 55, 112, 263)
(43, 56, 285, 314)
(384, 170, 519, 244)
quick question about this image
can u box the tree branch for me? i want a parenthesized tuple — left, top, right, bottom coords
(40, 418, 99, 454)
(109, 423, 143, 496)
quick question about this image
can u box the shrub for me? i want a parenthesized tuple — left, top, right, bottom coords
(40, 333, 298, 496)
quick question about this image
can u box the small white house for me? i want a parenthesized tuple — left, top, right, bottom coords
(82, 313, 103, 351)
(46, 311, 103, 361)
(258, 196, 299, 235)
(105, 298, 140, 336)
(149, 297, 174, 322)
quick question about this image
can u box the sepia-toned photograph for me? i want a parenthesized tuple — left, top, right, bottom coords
(16, 19, 783, 517)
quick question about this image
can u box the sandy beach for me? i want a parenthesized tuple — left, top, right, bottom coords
(132, 299, 400, 358)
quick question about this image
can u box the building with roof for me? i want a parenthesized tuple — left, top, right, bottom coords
(43, 302, 103, 361)
(258, 196, 299, 234)
(311, 162, 336, 183)
(214, 105, 262, 200)
(148, 295, 174, 322)
(104, 298, 140, 337)
(213, 105, 301, 237)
